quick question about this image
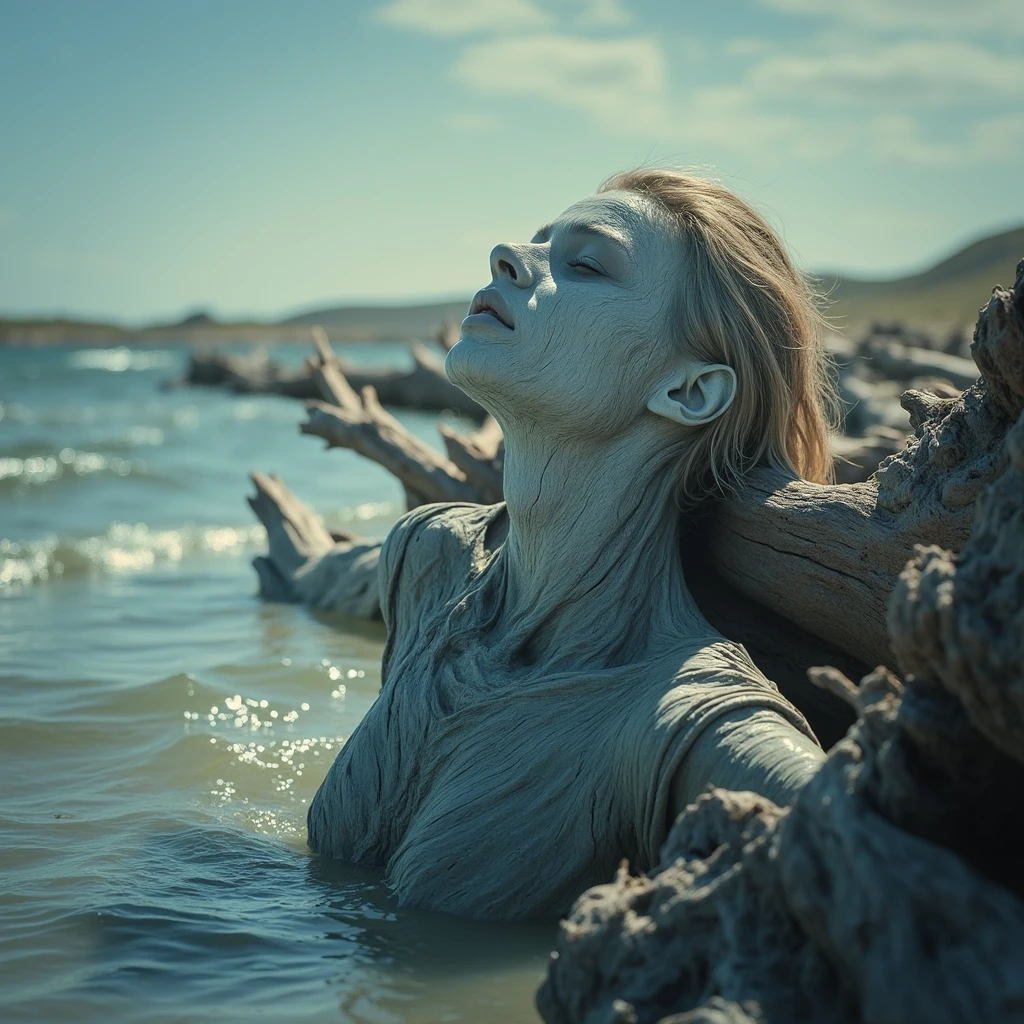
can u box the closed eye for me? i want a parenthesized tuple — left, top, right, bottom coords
(569, 258, 603, 275)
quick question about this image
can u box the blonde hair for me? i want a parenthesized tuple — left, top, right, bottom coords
(602, 169, 836, 502)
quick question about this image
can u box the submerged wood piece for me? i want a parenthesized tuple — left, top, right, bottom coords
(537, 393, 1024, 1020)
(166, 348, 321, 398)
(248, 471, 382, 616)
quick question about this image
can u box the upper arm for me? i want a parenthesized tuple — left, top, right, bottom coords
(667, 706, 825, 823)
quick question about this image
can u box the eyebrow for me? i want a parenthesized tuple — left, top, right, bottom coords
(532, 219, 634, 261)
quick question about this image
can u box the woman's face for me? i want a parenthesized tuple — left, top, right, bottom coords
(445, 189, 683, 440)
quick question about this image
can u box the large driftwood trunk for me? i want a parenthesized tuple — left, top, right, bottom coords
(533, 264, 1024, 1023)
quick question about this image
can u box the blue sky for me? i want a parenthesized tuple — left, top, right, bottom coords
(1, 0, 1022, 323)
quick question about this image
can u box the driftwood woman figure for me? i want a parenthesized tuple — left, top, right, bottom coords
(307, 170, 837, 921)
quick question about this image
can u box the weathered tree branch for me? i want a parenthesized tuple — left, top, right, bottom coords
(248, 471, 382, 616)
(300, 328, 488, 506)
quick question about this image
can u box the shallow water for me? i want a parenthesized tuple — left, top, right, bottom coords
(0, 344, 553, 1022)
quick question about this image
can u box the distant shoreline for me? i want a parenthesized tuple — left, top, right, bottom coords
(0, 297, 472, 348)
(0, 323, 419, 348)
(0, 314, 966, 348)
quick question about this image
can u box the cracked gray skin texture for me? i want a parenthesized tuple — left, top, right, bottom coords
(306, 191, 826, 921)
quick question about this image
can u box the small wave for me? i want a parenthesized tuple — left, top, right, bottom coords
(67, 347, 177, 372)
(0, 401, 199, 430)
(0, 449, 145, 490)
(0, 522, 268, 588)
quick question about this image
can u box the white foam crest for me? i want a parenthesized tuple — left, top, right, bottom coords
(68, 347, 177, 372)
(336, 501, 396, 523)
(0, 449, 141, 486)
(0, 521, 268, 589)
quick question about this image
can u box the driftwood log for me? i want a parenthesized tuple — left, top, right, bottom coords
(165, 331, 485, 417)
(535, 273, 1024, 1021)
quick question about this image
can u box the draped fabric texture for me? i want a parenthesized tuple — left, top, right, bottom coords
(308, 503, 821, 921)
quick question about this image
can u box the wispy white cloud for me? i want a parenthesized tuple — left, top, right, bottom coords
(869, 112, 1024, 165)
(452, 34, 806, 149)
(374, 0, 1024, 167)
(750, 39, 1024, 104)
(453, 34, 666, 130)
(376, 0, 550, 37)
(760, 0, 1024, 36)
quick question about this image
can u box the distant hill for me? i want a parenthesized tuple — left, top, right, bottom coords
(824, 225, 1024, 328)
(280, 299, 470, 342)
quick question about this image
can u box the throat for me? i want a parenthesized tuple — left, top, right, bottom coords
(483, 431, 708, 670)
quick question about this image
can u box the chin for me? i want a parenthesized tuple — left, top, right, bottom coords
(444, 339, 496, 405)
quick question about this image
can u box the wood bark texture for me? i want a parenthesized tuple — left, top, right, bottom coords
(712, 262, 1021, 669)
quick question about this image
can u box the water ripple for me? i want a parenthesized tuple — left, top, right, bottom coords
(67, 348, 177, 372)
(0, 522, 268, 588)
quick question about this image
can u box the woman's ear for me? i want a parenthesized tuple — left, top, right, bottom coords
(647, 362, 737, 427)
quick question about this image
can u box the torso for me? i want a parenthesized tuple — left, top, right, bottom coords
(307, 503, 816, 920)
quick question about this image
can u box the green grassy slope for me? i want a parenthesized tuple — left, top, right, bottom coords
(824, 225, 1024, 327)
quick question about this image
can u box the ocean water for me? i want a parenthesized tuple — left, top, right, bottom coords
(0, 343, 552, 1023)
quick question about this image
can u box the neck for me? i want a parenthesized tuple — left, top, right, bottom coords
(489, 419, 711, 668)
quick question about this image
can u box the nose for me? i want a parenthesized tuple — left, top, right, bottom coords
(490, 243, 533, 288)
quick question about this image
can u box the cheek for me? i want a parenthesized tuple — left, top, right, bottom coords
(522, 305, 656, 434)
(547, 298, 657, 398)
